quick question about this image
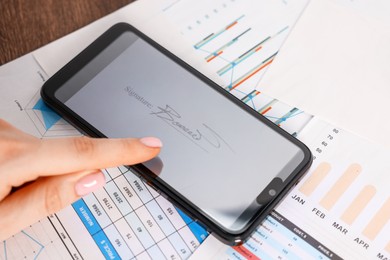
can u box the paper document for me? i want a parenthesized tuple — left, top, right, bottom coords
(2, 0, 390, 259)
(259, 0, 390, 147)
(158, 0, 313, 135)
(34, 0, 314, 137)
(192, 117, 390, 259)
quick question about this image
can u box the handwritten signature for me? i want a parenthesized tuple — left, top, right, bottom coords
(151, 105, 234, 153)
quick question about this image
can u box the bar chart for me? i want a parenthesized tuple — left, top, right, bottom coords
(298, 161, 390, 245)
(278, 118, 390, 258)
(193, 118, 390, 259)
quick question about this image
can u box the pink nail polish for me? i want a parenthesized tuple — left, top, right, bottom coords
(75, 172, 105, 196)
(140, 137, 163, 148)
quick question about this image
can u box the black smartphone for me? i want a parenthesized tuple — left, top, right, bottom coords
(41, 23, 312, 245)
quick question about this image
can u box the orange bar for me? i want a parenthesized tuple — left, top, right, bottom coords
(226, 21, 238, 30)
(319, 163, 361, 210)
(386, 240, 390, 253)
(255, 46, 262, 52)
(206, 51, 223, 62)
(299, 162, 331, 196)
(233, 245, 261, 260)
(363, 197, 390, 240)
(260, 106, 272, 115)
(232, 59, 274, 90)
(340, 185, 376, 225)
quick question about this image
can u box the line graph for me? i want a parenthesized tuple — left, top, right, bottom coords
(1, 219, 65, 260)
(225, 52, 277, 91)
(24, 92, 80, 138)
(21, 231, 45, 259)
(162, 0, 312, 135)
(194, 15, 245, 49)
(217, 26, 288, 76)
(205, 28, 251, 62)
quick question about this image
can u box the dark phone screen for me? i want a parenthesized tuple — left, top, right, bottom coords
(55, 31, 305, 232)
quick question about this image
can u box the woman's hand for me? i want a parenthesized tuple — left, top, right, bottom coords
(0, 119, 162, 240)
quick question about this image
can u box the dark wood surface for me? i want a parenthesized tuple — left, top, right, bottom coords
(0, 0, 135, 65)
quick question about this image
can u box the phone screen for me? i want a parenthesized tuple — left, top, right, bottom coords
(54, 31, 306, 233)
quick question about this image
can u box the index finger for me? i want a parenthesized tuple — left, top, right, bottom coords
(5, 136, 162, 186)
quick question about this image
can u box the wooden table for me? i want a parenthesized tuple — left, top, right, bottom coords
(0, 0, 135, 65)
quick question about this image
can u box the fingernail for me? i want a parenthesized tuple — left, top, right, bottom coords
(140, 137, 163, 148)
(75, 172, 105, 196)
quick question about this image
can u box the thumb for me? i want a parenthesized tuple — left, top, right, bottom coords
(0, 170, 105, 240)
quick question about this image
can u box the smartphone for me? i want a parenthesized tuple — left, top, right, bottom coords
(41, 23, 312, 245)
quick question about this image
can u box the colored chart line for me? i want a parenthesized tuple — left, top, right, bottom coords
(240, 89, 260, 104)
(266, 107, 303, 126)
(225, 52, 277, 91)
(218, 26, 289, 76)
(22, 231, 45, 260)
(193, 15, 245, 49)
(257, 99, 278, 115)
(3, 230, 45, 260)
(205, 28, 251, 62)
(2, 231, 46, 260)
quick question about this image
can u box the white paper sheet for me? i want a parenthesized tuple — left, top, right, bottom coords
(258, 0, 390, 147)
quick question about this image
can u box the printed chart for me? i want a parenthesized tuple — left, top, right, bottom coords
(68, 166, 208, 259)
(1, 218, 69, 260)
(161, 0, 312, 135)
(2, 153, 208, 260)
(230, 210, 342, 260)
(0, 55, 208, 259)
(193, 118, 390, 259)
(280, 118, 390, 258)
(24, 92, 80, 138)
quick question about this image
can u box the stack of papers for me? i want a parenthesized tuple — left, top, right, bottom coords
(1, 0, 390, 259)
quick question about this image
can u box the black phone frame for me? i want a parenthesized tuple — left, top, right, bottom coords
(41, 22, 312, 245)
